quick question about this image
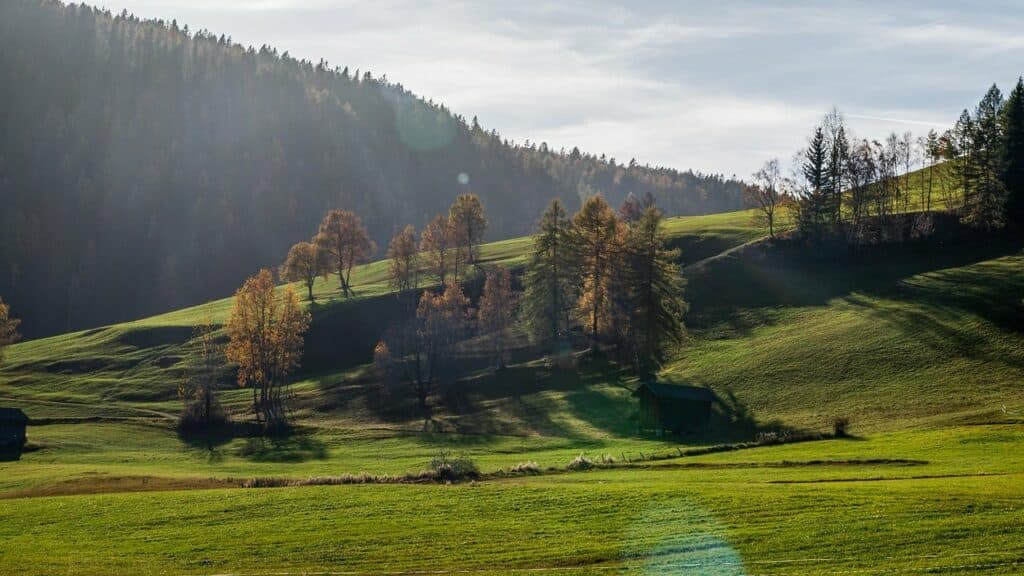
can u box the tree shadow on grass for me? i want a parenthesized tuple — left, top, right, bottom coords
(177, 421, 262, 463)
(686, 230, 1024, 338)
(235, 429, 329, 463)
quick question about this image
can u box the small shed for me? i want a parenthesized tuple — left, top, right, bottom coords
(0, 408, 29, 451)
(633, 382, 714, 435)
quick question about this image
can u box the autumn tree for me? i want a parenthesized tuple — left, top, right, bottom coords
(448, 193, 487, 268)
(387, 225, 420, 310)
(522, 199, 576, 351)
(746, 158, 785, 237)
(420, 214, 452, 285)
(844, 139, 879, 241)
(281, 241, 328, 301)
(572, 195, 622, 348)
(178, 319, 227, 430)
(624, 207, 687, 375)
(619, 193, 642, 223)
(478, 266, 518, 370)
(225, 270, 311, 429)
(315, 209, 376, 297)
(385, 281, 470, 417)
(0, 297, 20, 366)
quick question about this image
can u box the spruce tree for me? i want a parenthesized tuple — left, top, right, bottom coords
(797, 126, 832, 237)
(624, 207, 686, 375)
(522, 199, 575, 350)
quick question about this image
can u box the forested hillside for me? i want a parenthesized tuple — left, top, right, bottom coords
(0, 0, 745, 338)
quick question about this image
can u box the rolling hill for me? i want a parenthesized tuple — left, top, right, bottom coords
(0, 0, 746, 338)
(2, 196, 1024, 573)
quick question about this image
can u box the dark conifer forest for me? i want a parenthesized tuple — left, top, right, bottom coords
(0, 0, 745, 337)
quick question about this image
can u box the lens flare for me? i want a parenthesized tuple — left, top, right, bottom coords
(621, 499, 746, 575)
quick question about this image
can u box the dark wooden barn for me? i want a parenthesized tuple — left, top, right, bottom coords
(633, 382, 714, 436)
(0, 407, 29, 451)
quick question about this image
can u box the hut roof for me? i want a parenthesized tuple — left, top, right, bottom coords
(0, 408, 29, 424)
(632, 382, 715, 403)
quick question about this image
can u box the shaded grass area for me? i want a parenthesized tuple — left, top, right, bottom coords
(669, 233, 1024, 432)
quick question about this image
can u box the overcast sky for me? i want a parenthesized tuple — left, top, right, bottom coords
(95, 0, 1023, 178)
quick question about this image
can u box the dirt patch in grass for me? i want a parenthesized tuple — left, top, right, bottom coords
(0, 475, 240, 499)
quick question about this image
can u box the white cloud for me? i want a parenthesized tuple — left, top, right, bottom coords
(883, 23, 1024, 55)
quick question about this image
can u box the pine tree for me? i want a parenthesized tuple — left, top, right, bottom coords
(1003, 77, 1024, 226)
(797, 126, 832, 237)
(624, 207, 686, 375)
(522, 199, 575, 350)
(963, 85, 1007, 229)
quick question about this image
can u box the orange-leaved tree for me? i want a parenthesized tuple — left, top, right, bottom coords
(0, 297, 20, 366)
(315, 209, 375, 298)
(448, 193, 487, 270)
(387, 225, 420, 309)
(478, 266, 518, 370)
(419, 214, 451, 285)
(281, 240, 329, 301)
(225, 269, 310, 429)
(572, 195, 623, 348)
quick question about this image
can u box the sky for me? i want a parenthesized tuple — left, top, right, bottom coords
(95, 0, 1024, 178)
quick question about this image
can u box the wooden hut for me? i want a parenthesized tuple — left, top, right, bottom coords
(633, 382, 714, 436)
(0, 407, 28, 451)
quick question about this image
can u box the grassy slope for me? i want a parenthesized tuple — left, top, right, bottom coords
(668, 248, 1024, 432)
(2, 178, 1024, 574)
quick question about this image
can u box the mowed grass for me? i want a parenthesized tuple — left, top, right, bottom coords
(1, 426, 1022, 575)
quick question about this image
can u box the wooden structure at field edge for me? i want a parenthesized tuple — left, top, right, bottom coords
(0, 407, 28, 453)
(633, 382, 714, 436)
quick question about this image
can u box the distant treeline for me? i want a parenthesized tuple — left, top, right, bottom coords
(0, 0, 745, 338)
(745, 79, 1024, 245)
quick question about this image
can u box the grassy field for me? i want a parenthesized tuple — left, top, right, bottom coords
(1, 188, 1023, 575)
(1, 426, 1022, 575)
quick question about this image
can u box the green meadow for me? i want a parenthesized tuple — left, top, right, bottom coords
(2, 188, 1023, 575)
